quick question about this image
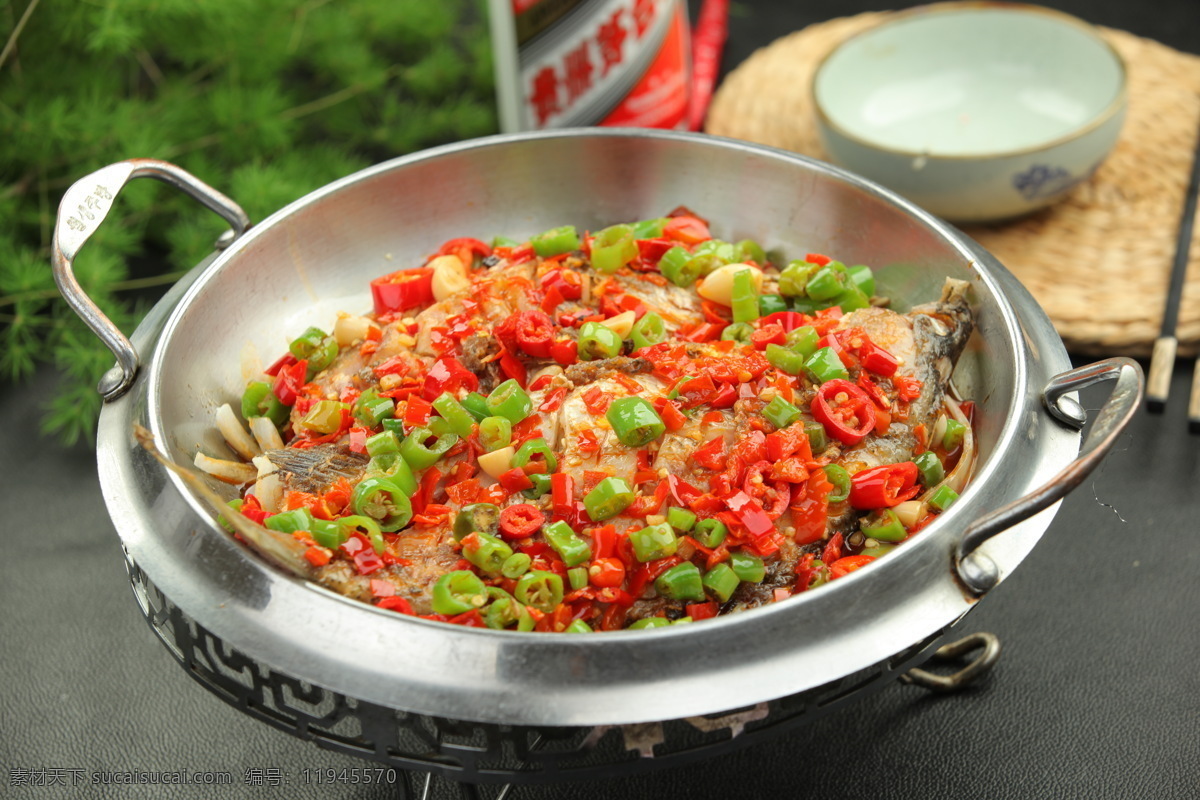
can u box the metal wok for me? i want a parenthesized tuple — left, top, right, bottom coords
(52, 129, 1141, 781)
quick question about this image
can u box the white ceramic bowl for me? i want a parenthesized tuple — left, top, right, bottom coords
(812, 2, 1127, 222)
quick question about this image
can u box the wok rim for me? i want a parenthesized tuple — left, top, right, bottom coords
(102, 128, 1075, 726)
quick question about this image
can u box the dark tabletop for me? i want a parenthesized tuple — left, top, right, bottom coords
(4, 2, 1199, 798)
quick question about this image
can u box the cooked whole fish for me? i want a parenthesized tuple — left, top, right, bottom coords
(203, 214, 975, 632)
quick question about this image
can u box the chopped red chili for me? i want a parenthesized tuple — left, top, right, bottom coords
(848, 462, 920, 509)
(499, 503, 543, 540)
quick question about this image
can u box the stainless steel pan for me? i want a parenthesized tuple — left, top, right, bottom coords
(52, 130, 1140, 763)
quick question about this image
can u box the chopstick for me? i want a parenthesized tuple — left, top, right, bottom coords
(1146, 107, 1200, 417)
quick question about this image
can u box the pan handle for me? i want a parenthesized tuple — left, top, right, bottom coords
(51, 159, 249, 401)
(955, 357, 1144, 594)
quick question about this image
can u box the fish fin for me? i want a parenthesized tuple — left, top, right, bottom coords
(133, 424, 315, 580)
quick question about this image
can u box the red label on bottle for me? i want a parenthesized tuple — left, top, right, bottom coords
(489, 0, 691, 131)
(598, 3, 689, 128)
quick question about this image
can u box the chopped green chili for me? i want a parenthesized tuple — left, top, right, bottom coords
(568, 567, 589, 591)
(804, 422, 828, 453)
(778, 260, 817, 296)
(804, 264, 846, 302)
(655, 562, 705, 602)
(666, 506, 697, 533)
(928, 485, 960, 512)
(702, 562, 741, 602)
(577, 321, 623, 361)
(399, 426, 459, 470)
(786, 325, 820, 357)
(264, 507, 314, 535)
(486, 379, 533, 423)
(500, 552, 532, 579)
(524, 473, 552, 499)
(515, 570, 564, 612)
(693, 239, 735, 261)
(861, 543, 897, 558)
(823, 464, 851, 503)
(514, 437, 558, 474)
(432, 393, 476, 437)
(485, 595, 521, 629)
(942, 419, 967, 450)
(289, 327, 327, 359)
(346, 394, 388, 430)
(762, 395, 802, 429)
(565, 619, 593, 633)
(834, 284, 870, 312)
(351, 476, 413, 532)
(364, 452, 417, 497)
(300, 400, 348, 434)
(431, 570, 488, 615)
(721, 322, 755, 345)
(631, 312, 667, 350)
(758, 293, 789, 316)
(730, 551, 766, 583)
(479, 416, 512, 452)
(914, 451, 945, 486)
(632, 217, 667, 238)
(765, 343, 807, 376)
(462, 531, 514, 575)
(734, 239, 766, 264)
(629, 522, 677, 562)
(848, 264, 875, 297)
(530, 225, 580, 258)
(861, 508, 907, 542)
(804, 347, 849, 383)
(658, 246, 704, 287)
(453, 503, 501, 541)
(629, 617, 671, 629)
(543, 520, 593, 567)
(338, 514, 385, 554)
(305, 337, 339, 376)
(461, 392, 491, 422)
(591, 223, 639, 274)
(241, 381, 290, 426)
(606, 396, 666, 446)
(221, 499, 244, 534)
(694, 517, 728, 548)
(365, 430, 400, 458)
(583, 477, 635, 521)
(731, 268, 760, 323)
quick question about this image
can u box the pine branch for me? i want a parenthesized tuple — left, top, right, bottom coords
(2, 0, 498, 448)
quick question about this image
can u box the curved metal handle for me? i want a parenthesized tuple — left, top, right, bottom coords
(51, 159, 250, 401)
(955, 357, 1144, 594)
(900, 632, 1001, 693)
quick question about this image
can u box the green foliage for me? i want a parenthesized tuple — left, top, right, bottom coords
(1, 0, 498, 446)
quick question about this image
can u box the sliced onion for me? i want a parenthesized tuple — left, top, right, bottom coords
(930, 413, 948, 449)
(254, 472, 283, 513)
(248, 416, 285, 451)
(216, 403, 261, 461)
(193, 453, 257, 485)
(940, 396, 975, 495)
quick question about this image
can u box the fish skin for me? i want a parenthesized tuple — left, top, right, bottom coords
(314, 521, 462, 615)
(610, 274, 705, 332)
(264, 444, 368, 495)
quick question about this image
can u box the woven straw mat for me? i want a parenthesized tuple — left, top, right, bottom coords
(706, 12, 1200, 357)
